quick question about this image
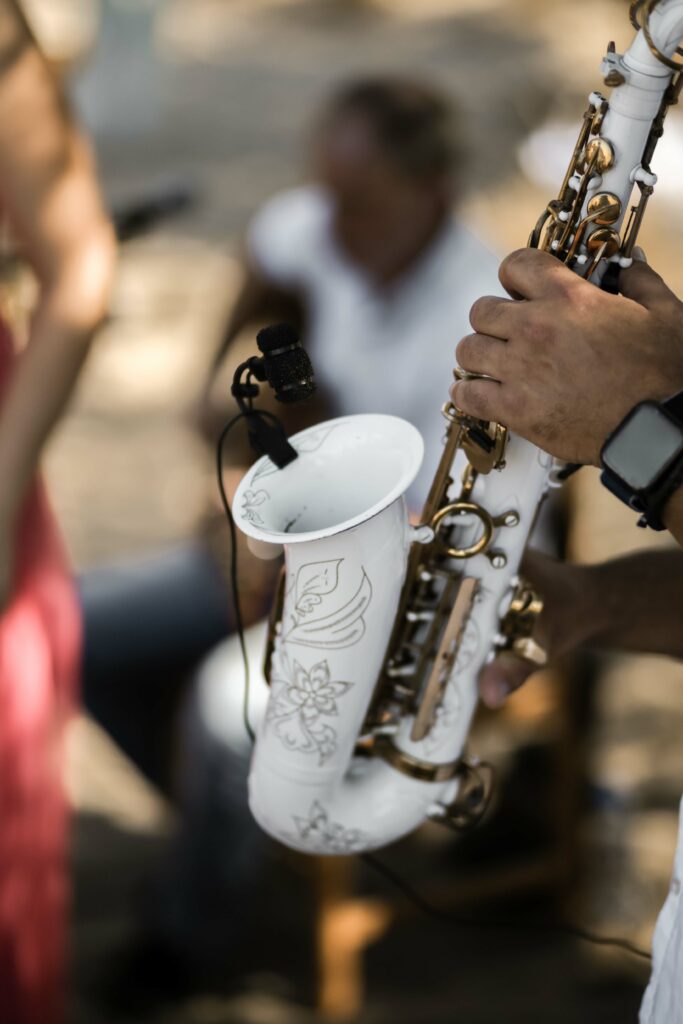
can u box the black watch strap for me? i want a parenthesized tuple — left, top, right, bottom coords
(638, 450, 683, 531)
(664, 388, 683, 423)
(644, 388, 683, 529)
(600, 390, 683, 531)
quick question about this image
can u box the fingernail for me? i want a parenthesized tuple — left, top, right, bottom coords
(632, 246, 648, 263)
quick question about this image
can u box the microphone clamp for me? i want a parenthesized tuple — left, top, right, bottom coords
(231, 338, 304, 469)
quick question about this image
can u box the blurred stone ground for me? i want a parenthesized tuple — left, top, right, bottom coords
(35, 0, 683, 1020)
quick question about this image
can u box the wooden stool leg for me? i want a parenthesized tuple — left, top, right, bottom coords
(315, 856, 391, 1020)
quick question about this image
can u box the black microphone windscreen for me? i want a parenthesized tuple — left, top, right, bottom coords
(256, 322, 299, 354)
(256, 323, 316, 404)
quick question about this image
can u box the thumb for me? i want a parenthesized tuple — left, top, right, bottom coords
(478, 652, 535, 709)
(619, 257, 678, 311)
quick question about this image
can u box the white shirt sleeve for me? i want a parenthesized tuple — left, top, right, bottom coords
(640, 795, 683, 1023)
(246, 185, 331, 290)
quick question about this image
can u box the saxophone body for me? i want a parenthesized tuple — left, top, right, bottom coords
(233, 0, 683, 855)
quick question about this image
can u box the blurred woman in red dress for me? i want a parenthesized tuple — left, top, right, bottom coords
(0, 4, 115, 1021)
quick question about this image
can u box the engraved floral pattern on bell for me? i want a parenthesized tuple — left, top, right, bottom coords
(267, 652, 353, 764)
(291, 558, 342, 617)
(282, 558, 373, 649)
(241, 488, 270, 525)
(290, 801, 369, 853)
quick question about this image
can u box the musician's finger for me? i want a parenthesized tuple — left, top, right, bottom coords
(498, 247, 580, 301)
(456, 333, 508, 380)
(469, 295, 518, 337)
(449, 377, 502, 422)
(619, 258, 680, 311)
(478, 653, 534, 708)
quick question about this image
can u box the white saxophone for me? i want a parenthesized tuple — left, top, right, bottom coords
(231, 0, 683, 855)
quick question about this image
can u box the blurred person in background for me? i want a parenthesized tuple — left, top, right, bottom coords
(454, 247, 683, 1022)
(0, 2, 114, 1022)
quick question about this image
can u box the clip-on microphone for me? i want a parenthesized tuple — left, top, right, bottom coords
(231, 323, 316, 468)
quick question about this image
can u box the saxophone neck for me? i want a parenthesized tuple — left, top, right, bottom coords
(630, 0, 683, 72)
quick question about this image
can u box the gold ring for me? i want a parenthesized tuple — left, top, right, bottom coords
(452, 367, 500, 384)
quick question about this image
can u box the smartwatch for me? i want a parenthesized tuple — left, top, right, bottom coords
(600, 390, 683, 530)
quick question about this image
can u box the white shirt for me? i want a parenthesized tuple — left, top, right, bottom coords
(641, 798, 683, 1022)
(247, 185, 504, 506)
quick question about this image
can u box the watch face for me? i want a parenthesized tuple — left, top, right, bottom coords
(602, 403, 683, 490)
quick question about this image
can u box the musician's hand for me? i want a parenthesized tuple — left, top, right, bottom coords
(452, 249, 683, 466)
(478, 550, 591, 708)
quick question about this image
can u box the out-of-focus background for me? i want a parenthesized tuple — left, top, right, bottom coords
(17, 0, 683, 1020)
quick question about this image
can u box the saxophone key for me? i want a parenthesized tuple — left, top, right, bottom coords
(585, 137, 615, 173)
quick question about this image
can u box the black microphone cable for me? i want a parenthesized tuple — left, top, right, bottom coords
(216, 323, 315, 743)
(360, 851, 652, 963)
(216, 410, 256, 745)
(216, 404, 300, 746)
